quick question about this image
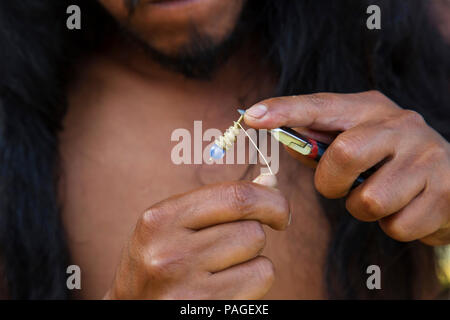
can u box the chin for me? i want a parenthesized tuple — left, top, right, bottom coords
(100, 0, 247, 56)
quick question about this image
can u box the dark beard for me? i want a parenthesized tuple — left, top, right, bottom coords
(121, 0, 261, 79)
(128, 26, 243, 80)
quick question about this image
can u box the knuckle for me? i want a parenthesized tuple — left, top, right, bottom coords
(133, 208, 164, 246)
(140, 207, 165, 233)
(356, 188, 386, 220)
(366, 90, 386, 101)
(365, 91, 398, 112)
(366, 90, 393, 108)
(144, 248, 187, 280)
(226, 181, 255, 215)
(306, 92, 335, 109)
(328, 136, 361, 166)
(313, 168, 339, 199)
(254, 257, 275, 286)
(403, 110, 426, 126)
(404, 140, 448, 170)
(242, 221, 266, 249)
(379, 219, 414, 242)
(394, 110, 425, 128)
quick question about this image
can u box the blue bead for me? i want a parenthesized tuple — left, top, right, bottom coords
(210, 144, 225, 159)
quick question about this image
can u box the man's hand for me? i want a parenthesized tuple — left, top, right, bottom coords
(244, 91, 450, 246)
(105, 181, 289, 299)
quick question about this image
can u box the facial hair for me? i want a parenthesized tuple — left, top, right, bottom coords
(121, 0, 261, 79)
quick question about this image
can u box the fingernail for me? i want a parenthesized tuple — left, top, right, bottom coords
(245, 104, 268, 119)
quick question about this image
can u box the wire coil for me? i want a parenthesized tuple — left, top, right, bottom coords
(214, 120, 241, 150)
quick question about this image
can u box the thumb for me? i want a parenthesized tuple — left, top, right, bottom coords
(252, 173, 278, 188)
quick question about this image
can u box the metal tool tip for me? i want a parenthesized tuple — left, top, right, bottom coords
(237, 109, 246, 115)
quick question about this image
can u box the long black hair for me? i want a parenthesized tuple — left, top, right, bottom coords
(0, 0, 448, 299)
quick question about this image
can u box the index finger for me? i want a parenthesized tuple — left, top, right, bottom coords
(243, 91, 399, 131)
(151, 181, 290, 231)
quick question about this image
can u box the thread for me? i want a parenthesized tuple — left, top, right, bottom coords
(211, 112, 274, 176)
(236, 122, 274, 176)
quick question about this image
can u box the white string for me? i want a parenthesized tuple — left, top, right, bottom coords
(236, 122, 274, 176)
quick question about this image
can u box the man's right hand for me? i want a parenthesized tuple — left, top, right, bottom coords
(104, 180, 290, 299)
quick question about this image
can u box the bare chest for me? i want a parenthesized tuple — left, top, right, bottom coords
(60, 64, 329, 299)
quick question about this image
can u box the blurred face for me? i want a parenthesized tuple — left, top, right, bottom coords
(98, 0, 247, 57)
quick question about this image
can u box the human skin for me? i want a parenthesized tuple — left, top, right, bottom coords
(98, 0, 246, 56)
(59, 0, 448, 299)
(104, 181, 290, 299)
(62, 45, 330, 299)
(244, 92, 450, 246)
